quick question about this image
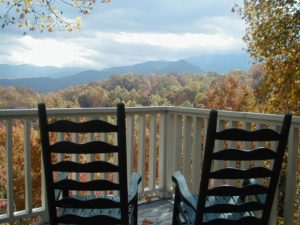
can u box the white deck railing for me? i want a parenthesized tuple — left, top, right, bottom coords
(0, 106, 299, 224)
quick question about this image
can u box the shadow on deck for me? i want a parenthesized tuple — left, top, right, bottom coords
(138, 199, 173, 225)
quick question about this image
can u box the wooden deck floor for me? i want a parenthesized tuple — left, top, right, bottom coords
(37, 199, 173, 225)
(138, 199, 173, 225)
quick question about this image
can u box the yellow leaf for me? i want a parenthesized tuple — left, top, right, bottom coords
(75, 16, 82, 27)
(72, 0, 78, 7)
(41, 15, 47, 22)
(66, 23, 72, 32)
(24, 0, 32, 7)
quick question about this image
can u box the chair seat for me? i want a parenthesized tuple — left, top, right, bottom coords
(180, 195, 253, 224)
(55, 195, 136, 225)
(204, 196, 253, 222)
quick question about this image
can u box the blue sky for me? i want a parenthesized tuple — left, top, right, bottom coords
(0, 0, 245, 69)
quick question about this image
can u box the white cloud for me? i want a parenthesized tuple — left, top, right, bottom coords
(196, 16, 245, 36)
(113, 32, 243, 53)
(8, 36, 98, 67)
(0, 30, 245, 69)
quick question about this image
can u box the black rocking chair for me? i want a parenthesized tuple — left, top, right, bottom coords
(172, 110, 292, 225)
(38, 103, 141, 225)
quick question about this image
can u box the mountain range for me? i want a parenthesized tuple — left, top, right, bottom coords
(187, 53, 252, 73)
(0, 64, 83, 79)
(0, 53, 252, 92)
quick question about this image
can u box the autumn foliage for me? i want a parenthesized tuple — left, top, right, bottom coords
(235, 0, 300, 115)
(0, 121, 42, 211)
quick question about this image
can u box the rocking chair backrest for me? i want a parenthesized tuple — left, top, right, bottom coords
(195, 110, 292, 225)
(38, 103, 130, 225)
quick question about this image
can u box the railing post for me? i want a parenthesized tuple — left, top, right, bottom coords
(284, 127, 299, 225)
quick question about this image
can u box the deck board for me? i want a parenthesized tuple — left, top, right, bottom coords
(36, 199, 173, 225)
(138, 199, 173, 225)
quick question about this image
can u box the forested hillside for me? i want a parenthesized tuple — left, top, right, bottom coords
(0, 69, 260, 217)
(0, 70, 259, 112)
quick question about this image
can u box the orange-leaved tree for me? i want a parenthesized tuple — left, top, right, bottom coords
(235, 0, 300, 114)
(204, 71, 255, 112)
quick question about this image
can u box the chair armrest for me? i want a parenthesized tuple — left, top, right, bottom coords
(128, 172, 142, 204)
(243, 178, 265, 204)
(172, 171, 197, 211)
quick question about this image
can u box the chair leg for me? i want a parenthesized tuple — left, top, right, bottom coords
(172, 185, 180, 225)
(133, 197, 138, 225)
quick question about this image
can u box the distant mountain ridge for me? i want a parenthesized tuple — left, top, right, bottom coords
(0, 64, 83, 79)
(102, 60, 203, 74)
(0, 60, 203, 92)
(0, 53, 252, 92)
(186, 53, 252, 74)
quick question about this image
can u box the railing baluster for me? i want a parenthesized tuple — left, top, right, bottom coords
(40, 138, 48, 223)
(6, 119, 14, 220)
(228, 120, 239, 186)
(254, 123, 265, 171)
(24, 120, 32, 213)
(87, 117, 95, 196)
(191, 116, 202, 194)
(113, 119, 119, 196)
(241, 121, 251, 170)
(148, 114, 157, 191)
(182, 115, 192, 188)
(214, 119, 225, 186)
(99, 115, 109, 197)
(126, 114, 135, 186)
(174, 114, 182, 172)
(72, 117, 80, 196)
(165, 113, 174, 194)
(269, 125, 281, 225)
(138, 114, 146, 192)
(158, 112, 167, 192)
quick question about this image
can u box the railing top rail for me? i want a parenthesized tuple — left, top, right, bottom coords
(0, 106, 169, 118)
(0, 106, 299, 126)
